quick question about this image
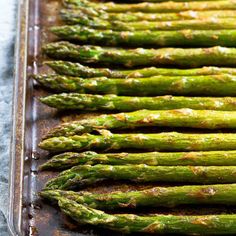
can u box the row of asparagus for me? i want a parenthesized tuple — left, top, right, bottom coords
(65, 0, 230, 4)
(39, 131, 236, 152)
(38, 108, 236, 183)
(41, 184, 236, 208)
(39, 107, 236, 233)
(61, 9, 236, 23)
(53, 18, 236, 31)
(63, 0, 236, 13)
(50, 0, 236, 47)
(40, 155, 236, 234)
(39, 0, 236, 234)
(45, 60, 236, 77)
(44, 42, 236, 68)
(52, 27, 236, 47)
(38, 40, 236, 109)
(42, 109, 236, 138)
(36, 41, 236, 111)
(40, 108, 236, 231)
(40, 94, 236, 111)
(40, 150, 236, 170)
(43, 164, 236, 189)
(40, 109, 236, 186)
(43, 0, 236, 105)
(40, 195, 236, 235)
(38, 108, 236, 168)
(35, 73, 236, 96)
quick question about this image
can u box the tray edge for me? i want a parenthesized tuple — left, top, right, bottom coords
(7, 0, 29, 235)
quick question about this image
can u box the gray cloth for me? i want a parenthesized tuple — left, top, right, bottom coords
(0, 0, 16, 235)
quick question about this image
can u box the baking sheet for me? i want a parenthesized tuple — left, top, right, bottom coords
(7, 0, 236, 235)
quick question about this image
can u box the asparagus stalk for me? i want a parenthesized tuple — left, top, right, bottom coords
(39, 150, 236, 170)
(35, 74, 236, 96)
(40, 94, 236, 111)
(54, 18, 236, 31)
(56, 197, 236, 234)
(43, 42, 236, 67)
(45, 109, 236, 138)
(44, 165, 236, 189)
(117, 0, 226, 2)
(117, 0, 228, 1)
(61, 9, 236, 23)
(63, 0, 236, 13)
(41, 184, 236, 208)
(46, 61, 236, 78)
(39, 132, 236, 152)
(51, 26, 236, 47)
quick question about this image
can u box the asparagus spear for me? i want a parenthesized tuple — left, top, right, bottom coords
(45, 109, 236, 138)
(35, 74, 236, 96)
(41, 184, 236, 208)
(43, 42, 236, 67)
(117, 0, 226, 2)
(63, 0, 236, 13)
(117, 0, 228, 1)
(40, 94, 236, 111)
(46, 61, 236, 78)
(39, 150, 236, 170)
(57, 197, 236, 234)
(61, 9, 236, 23)
(39, 132, 236, 152)
(44, 165, 236, 189)
(51, 26, 236, 47)
(55, 18, 236, 32)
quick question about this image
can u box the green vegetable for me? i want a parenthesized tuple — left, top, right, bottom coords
(43, 42, 236, 67)
(45, 109, 236, 138)
(40, 93, 236, 111)
(120, 0, 230, 1)
(56, 197, 236, 235)
(39, 150, 236, 170)
(46, 61, 236, 78)
(51, 26, 236, 47)
(61, 9, 236, 23)
(44, 165, 236, 190)
(125, 0, 225, 1)
(39, 132, 236, 152)
(63, 0, 236, 13)
(40, 183, 236, 208)
(53, 18, 236, 31)
(35, 74, 236, 96)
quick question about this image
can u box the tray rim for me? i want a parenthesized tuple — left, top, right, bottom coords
(7, 0, 29, 235)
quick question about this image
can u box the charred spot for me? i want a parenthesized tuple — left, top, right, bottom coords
(103, 51, 118, 57)
(125, 61, 134, 68)
(118, 198, 137, 208)
(170, 108, 193, 116)
(127, 72, 143, 78)
(191, 216, 217, 228)
(189, 166, 206, 176)
(212, 35, 219, 40)
(188, 187, 217, 199)
(181, 30, 193, 40)
(179, 152, 199, 162)
(143, 187, 167, 197)
(142, 221, 163, 233)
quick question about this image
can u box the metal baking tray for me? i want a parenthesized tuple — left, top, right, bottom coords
(7, 0, 236, 235)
